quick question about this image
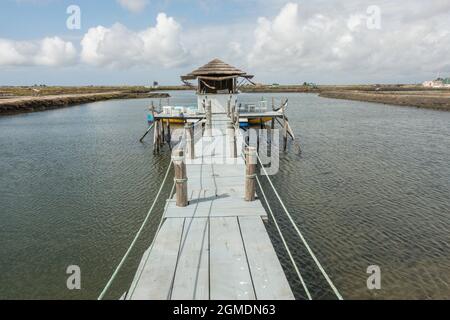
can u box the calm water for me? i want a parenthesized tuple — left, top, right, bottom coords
(1, 91, 449, 300)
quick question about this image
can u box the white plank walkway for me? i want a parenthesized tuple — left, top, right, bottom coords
(127, 114, 294, 300)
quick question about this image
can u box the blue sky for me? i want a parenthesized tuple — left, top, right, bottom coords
(1, 0, 449, 85)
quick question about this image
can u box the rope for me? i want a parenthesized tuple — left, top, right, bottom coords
(97, 159, 174, 300)
(127, 181, 176, 299)
(257, 152, 343, 300)
(237, 124, 343, 300)
(255, 175, 312, 300)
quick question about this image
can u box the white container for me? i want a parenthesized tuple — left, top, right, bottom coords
(163, 106, 172, 115)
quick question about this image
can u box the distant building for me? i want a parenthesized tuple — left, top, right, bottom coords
(152, 81, 159, 89)
(423, 78, 450, 88)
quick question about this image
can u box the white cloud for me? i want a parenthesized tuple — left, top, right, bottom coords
(116, 0, 149, 13)
(81, 13, 189, 68)
(0, 37, 77, 67)
(245, 1, 450, 80)
(3, 1, 450, 84)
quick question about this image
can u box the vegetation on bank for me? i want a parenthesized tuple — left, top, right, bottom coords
(0, 90, 169, 116)
(1, 84, 449, 114)
(319, 90, 450, 111)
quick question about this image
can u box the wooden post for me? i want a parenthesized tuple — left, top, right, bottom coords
(185, 123, 195, 160)
(172, 149, 188, 207)
(283, 111, 288, 152)
(167, 119, 172, 150)
(227, 121, 237, 158)
(227, 99, 231, 118)
(161, 119, 166, 145)
(245, 147, 257, 202)
(151, 101, 155, 120)
(153, 121, 160, 152)
(231, 104, 235, 123)
(159, 120, 163, 147)
(205, 100, 212, 136)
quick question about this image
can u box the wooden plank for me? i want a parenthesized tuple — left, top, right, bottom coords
(210, 217, 256, 300)
(164, 197, 267, 219)
(171, 218, 209, 300)
(239, 217, 295, 300)
(129, 218, 185, 300)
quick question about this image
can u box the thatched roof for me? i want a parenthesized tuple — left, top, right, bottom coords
(181, 59, 253, 80)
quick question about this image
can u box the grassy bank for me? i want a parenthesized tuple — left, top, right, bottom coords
(0, 89, 169, 116)
(240, 84, 450, 111)
(319, 90, 450, 111)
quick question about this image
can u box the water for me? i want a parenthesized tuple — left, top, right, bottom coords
(1, 92, 449, 299)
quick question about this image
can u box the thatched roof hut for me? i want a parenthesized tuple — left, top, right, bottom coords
(181, 59, 253, 94)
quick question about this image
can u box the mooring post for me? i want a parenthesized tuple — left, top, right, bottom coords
(227, 121, 237, 158)
(172, 149, 188, 207)
(245, 146, 257, 201)
(185, 123, 195, 160)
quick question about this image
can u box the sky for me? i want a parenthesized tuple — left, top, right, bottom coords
(0, 0, 449, 85)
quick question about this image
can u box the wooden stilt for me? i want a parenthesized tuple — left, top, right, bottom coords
(153, 121, 159, 152)
(167, 120, 172, 150)
(172, 149, 188, 207)
(245, 146, 257, 202)
(282, 111, 288, 152)
(159, 120, 164, 147)
(161, 119, 166, 144)
(151, 101, 155, 120)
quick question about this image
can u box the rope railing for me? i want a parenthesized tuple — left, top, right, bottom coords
(255, 175, 312, 300)
(236, 124, 343, 300)
(97, 159, 175, 300)
(126, 181, 176, 299)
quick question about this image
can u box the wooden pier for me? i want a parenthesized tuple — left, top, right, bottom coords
(127, 114, 294, 300)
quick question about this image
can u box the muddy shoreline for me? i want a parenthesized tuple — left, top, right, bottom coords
(0, 91, 169, 116)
